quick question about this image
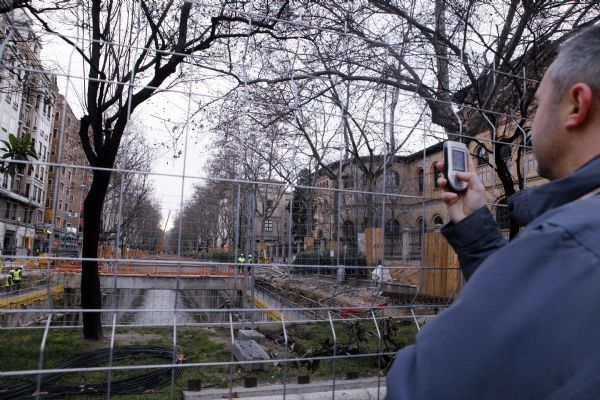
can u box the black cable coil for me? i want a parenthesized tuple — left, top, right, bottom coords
(0, 345, 183, 399)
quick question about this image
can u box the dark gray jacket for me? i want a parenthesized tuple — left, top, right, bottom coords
(387, 155, 600, 399)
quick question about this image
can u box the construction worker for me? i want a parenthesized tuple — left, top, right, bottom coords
(237, 253, 245, 264)
(13, 266, 22, 291)
(4, 270, 13, 292)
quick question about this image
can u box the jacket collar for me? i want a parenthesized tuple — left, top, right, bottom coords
(509, 154, 600, 226)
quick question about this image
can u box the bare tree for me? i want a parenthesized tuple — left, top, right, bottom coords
(26, 0, 290, 339)
(232, 1, 600, 238)
(101, 122, 160, 253)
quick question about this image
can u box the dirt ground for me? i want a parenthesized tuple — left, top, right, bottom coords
(267, 275, 417, 318)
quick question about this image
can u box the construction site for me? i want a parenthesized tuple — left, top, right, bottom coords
(1, 0, 595, 399)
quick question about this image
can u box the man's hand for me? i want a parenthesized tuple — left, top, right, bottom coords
(436, 155, 486, 224)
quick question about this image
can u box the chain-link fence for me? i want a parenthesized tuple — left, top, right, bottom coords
(0, 0, 581, 398)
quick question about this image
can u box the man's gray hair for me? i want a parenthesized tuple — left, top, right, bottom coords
(550, 24, 600, 100)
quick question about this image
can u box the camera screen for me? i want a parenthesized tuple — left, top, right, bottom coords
(452, 149, 465, 171)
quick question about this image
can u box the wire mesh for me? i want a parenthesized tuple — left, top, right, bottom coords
(0, 0, 572, 398)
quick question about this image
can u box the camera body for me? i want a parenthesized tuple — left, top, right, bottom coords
(443, 141, 468, 192)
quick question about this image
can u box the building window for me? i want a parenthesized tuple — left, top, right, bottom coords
(498, 143, 512, 159)
(342, 220, 355, 242)
(343, 174, 354, 189)
(264, 220, 273, 232)
(524, 130, 533, 152)
(477, 146, 489, 166)
(417, 169, 424, 194)
(496, 199, 511, 230)
(385, 170, 400, 187)
(58, 199, 63, 210)
(60, 182, 64, 192)
(265, 200, 273, 212)
(432, 163, 442, 189)
(385, 219, 401, 238)
(1, 171, 8, 189)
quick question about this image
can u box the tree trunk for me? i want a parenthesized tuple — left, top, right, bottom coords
(494, 149, 519, 239)
(81, 168, 112, 340)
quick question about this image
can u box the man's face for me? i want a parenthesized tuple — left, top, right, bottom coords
(531, 67, 564, 180)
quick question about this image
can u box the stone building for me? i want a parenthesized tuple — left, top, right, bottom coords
(309, 130, 545, 263)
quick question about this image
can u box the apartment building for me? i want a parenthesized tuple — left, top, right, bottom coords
(0, 9, 56, 255)
(215, 182, 292, 260)
(44, 94, 90, 256)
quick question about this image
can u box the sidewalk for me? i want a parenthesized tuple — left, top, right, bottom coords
(183, 376, 386, 400)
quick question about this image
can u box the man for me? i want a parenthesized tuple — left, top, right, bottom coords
(237, 253, 245, 264)
(13, 266, 22, 291)
(3, 270, 13, 293)
(387, 25, 600, 399)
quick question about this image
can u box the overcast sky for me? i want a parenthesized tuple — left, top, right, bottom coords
(41, 33, 212, 230)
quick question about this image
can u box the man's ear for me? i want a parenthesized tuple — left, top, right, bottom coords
(564, 83, 593, 130)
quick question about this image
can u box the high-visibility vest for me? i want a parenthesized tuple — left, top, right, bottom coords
(4, 274, 13, 287)
(238, 256, 245, 263)
(14, 269, 21, 281)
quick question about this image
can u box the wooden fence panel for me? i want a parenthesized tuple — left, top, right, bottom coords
(422, 231, 463, 298)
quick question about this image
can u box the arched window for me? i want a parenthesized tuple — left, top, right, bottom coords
(432, 163, 442, 189)
(524, 130, 533, 152)
(342, 220, 355, 241)
(496, 198, 511, 230)
(343, 174, 354, 189)
(477, 146, 489, 166)
(498, 143, 512, 159)
(416, 217, 427, 232)
(417, 169, 424, 194)
(385, 170, 400, 187)
(385, 219, 401, 238)
(385, 219, 402, 256)
(432, 215, 444, 226)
